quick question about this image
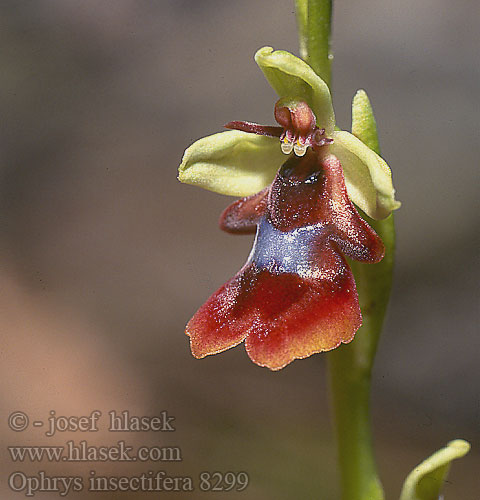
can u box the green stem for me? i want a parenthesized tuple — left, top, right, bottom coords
(328, 211, 394, 500)
(295, 0, 332, 88)
(329, 90, 394, 500)
(295, 3, 394, 499)
(327, 342, 384, 500)
(328, 101, 393, 499)
(330, 90, 394, 500)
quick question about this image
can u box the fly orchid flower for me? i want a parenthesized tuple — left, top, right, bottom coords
(178, 47, 400, 370)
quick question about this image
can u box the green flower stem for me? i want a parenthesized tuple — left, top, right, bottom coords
(329, 91, 394, 500)
(328, 96, 394, 500)
(295, 0, 332, 87)
(329, 90, 395, 500)
(295, 3, 394, 499)
(328, 214, 394, 500)
(328, 108, 393, 500)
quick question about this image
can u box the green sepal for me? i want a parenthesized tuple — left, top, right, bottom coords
(352, 89, 380, 155)
(399, 440, 470, 500)
(178, 130, 284, 197)
(255, 46, 335, 135)
(331, 130, 401, 220)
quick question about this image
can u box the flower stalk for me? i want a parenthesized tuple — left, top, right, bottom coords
(295, 2, 393, 499)
(295, 0, 333, 86)
(328, 93, 395, 500)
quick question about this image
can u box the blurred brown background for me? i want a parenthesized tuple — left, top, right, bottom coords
(0, 1, 478, 498)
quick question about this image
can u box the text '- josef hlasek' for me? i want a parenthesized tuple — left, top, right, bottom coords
(8, 410, 175, 436)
